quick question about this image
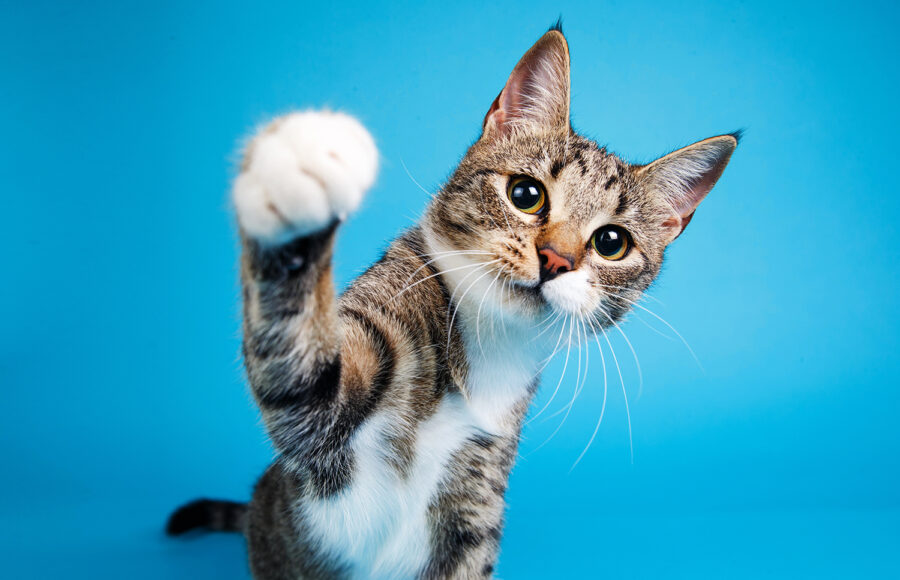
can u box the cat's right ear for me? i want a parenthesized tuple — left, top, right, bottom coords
(481, 29, 571, 139)
(635, 133, 739, 244)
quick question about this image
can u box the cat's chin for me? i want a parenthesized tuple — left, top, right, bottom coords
(536, 270, 596, 317)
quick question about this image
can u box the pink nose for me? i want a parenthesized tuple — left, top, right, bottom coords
(538, 246, 573, 281)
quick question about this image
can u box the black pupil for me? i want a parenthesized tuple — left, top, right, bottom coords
(510, 180, 542, 209)
(596, 228, 624, 255)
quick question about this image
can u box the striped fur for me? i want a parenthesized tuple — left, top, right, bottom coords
(167, 27, 737, 579)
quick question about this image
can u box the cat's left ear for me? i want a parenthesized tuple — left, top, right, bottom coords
(635, 133, 739, 244)
(481, 29, 571, 139)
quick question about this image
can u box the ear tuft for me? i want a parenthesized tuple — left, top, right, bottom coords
(637, 134, 738, 242)
(482, 30, 571, 139)
(549, 17, 564, 33)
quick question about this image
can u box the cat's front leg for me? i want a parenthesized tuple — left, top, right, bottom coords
(234, 111, 377, 486)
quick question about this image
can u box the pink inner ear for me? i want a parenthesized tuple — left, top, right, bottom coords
(662, 216, 680, 229)
(481, 31, 569, 138)
(662, 211, 695, 241)
(483, 92, 504, 131)
(673, 170, 721, 218)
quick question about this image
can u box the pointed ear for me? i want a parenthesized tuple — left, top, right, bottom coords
(636, 133, 739, 243)
(482, 30, 571, 139)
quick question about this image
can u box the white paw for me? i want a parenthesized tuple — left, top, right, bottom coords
(233, 110, 378, 245)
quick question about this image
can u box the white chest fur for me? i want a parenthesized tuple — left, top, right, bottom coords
(300, 310, 543, 578)
(300, 394, 476, 578)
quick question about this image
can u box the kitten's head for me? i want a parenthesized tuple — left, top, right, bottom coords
(424, 28, 737, 331)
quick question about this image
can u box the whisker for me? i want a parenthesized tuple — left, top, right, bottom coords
(570, 332, 609, 470)
(527, 314, 573, 425)
(631, 311, 678, 341)
(603, 326, 633, 464)
(391, 259, 500, 303)
(532, 313, 569, 378)
(400, 157, 438, 199)
(398, 250, 494, 287)
(400, 249, 495, 261)
(541, 316, 590, 444)
(445, 265, 499, 355)
(499, 275, 512, 341)
(476, 267, 505, 359)
(594, 282, 666, 306)
(600, 289, 703, 371)
(532, 309, 565, 342)
(595, 305, 644, 401)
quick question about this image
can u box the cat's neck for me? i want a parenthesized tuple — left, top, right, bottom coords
(422, 229, 552, 435)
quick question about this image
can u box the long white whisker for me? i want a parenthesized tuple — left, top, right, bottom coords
(445, 261, 493, 325)
(603, 327, 633, 464)
(570, 332, 609, 470)
(532, 309, 565, 342)
(391, 259, 500, 303)
(543, 316, 584, 423)
(500, 275, 511, 341)
(445, 266, 498, 354)
(595, 306, 644, 401)
(476, 267, 504, 359)
(601, 289, 702, 371)
(400, 157, 437, 199)
(399, 250, 494, 287)
(594, 282, 666, 306)
(527, 315, 573, 426)
(542, 317, 591, 443)
(632, 311, 678, 341)
(532, 313, 569, 378)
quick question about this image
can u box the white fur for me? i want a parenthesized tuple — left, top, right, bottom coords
(301, 395, 480, 579)
(540, 269, 594, 316)
(233, 111, 378, 245)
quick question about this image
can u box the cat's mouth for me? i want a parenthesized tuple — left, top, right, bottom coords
(505, 269, 595, 316)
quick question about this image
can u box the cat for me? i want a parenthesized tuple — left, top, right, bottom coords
(166, 24, 738, 580)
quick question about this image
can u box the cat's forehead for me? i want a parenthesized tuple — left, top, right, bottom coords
(549, 135, 628, 221)
(476, 132, 632, 224)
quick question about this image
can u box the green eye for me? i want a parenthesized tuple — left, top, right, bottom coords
(591, 225, 631, 260)
(507, 176, 546, 214)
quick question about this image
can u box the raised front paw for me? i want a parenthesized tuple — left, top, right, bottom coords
(233, 111, 378, 245)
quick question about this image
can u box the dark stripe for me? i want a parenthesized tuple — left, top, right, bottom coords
(424, 516, 487, 579)
(445, 219, 473, 235)
(614, 190, 629, 216)
(469, 168, 496, 179)
(246, 325, 296, 359)
(470, 433, 494, 449)
(575, 155, 588, 177)
(342, 309, 397, 417)
(401, 229, 426, 257)
(550, 159, 565, 178)
(257, 357, 342, 409)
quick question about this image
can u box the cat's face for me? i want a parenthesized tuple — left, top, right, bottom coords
(425, 29, 736, 333)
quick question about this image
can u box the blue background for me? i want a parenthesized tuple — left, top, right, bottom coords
(3, 0, 899, 577)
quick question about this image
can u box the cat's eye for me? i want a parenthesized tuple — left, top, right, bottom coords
(591, 225, 631, 261)
(507, 176, 546, 214)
